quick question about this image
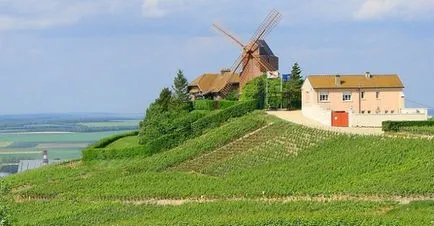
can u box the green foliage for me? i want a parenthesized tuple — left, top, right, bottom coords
(0, 204, 12, 226)
(191, 100, 258, 134)
(240, 75, 266, 109)
(193, 100, 238, 110)
(225, 89, 239, 101)
(382, 120, 434, 133)
(193, 100, 217, 110)
(285, 62, 304, 109)
(172, 69, 189, 103)
(86, 131, 139, 149)
(217, 100, 238, 109)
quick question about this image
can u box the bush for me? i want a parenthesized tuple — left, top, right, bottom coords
(88, 131, 139, 149)
(192, 100, 258, 134)
(382, 120, 434, 132)
(217, 100, 238, 109)
(193, 100, 217, 110)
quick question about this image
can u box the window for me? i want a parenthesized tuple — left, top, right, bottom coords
(368, 110, 371, 114)
(391, 110, 395, 114)
(361, 110, 365, 114)
(319, 91, 329, 102)
(385, 110, 389, 114)
(376, 91, 380, 99)
(361, 91, 365, 99)
(343, 91, 352, 101)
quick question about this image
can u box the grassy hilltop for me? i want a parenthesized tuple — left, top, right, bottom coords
(0, 109, 433, 225)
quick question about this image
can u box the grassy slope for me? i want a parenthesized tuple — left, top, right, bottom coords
(1, 111, 433, 225)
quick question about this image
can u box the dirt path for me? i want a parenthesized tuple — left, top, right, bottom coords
(267, 110, 383, 135)
(121, 194, 433, 206)
(15, 194, 434, 206)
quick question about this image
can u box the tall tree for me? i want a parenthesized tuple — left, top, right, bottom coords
(172, 70, 189, 103)
(286, 62, 304, 109)
(155, 87, 173, 112)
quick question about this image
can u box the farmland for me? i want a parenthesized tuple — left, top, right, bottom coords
(1, 111, 433, 225)
(0, 113, 140, 179)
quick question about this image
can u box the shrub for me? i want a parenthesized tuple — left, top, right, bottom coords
(218, 100, 238, 109)
(192, 100, 258, 134)
(88, 131, 139, 149)
(382, 120, 434, 132)
(193, 100, 217, 110)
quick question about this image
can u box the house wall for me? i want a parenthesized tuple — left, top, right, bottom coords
(302, 79, 404, 114)
(350, 111, 428, 127)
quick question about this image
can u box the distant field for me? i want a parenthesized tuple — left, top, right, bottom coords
(0, 130, 133, 162)
(79, 120, 140, 128)
(0, 131, 132, 143)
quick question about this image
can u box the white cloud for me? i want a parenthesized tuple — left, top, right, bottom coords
(355, 0, 434, 20)
(142, 0, 166, 18)
(0, 0, 137, 31)
(141, 0, 207, 18)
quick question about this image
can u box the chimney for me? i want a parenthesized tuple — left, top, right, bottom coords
(42, 150, 48, 165)
(220, 68, 231, 75)
(335, 75, 341, 86)
(365, 72, 372, 78)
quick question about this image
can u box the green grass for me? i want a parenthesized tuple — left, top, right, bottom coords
(400, 126, 434, 136)
(1, 111, 433, 225)
(105, 135, 140, 149)
(7, 200, 434, 225)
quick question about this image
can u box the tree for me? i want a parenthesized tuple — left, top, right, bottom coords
(155, 87, 173, 112)
(286, 62, 304, 109)
(172, 70, 189, 103)
(240, 75, 266, 109)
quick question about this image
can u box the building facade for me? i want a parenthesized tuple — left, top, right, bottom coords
(302, 73, 428, 127)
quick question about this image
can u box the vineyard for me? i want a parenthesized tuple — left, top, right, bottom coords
(1, 111, 433, 225)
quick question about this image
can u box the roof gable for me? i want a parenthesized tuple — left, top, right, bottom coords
(307, 74, 404, 89)
(189, 73, 239, 94)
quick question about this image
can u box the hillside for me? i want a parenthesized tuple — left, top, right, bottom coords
(1, 111, 433, 225)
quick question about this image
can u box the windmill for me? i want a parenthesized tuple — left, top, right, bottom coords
(213, 9, 282, 95)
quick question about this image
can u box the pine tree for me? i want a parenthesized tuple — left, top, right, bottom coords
(172, 70, 189, 103)
(286, 62, 304, 109)
(155, 87, 173, 112)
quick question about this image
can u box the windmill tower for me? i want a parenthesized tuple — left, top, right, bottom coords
(213, 9, 282, 94)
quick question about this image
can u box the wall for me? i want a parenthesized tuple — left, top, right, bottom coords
(349, 111, 428, 127)
(302, 105, 331, 126)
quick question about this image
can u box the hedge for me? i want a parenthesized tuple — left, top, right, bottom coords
(193, 100, 217, 110)
(192, 100, 258, 134)
(382, 120, 434, 132)
(87, 131, 139, 149)
(193, 100, 238, 110)
(83, 100, 257, 161)
(218, 100, 238, 109)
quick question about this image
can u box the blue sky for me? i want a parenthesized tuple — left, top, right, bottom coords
(0, 0, 433, 114)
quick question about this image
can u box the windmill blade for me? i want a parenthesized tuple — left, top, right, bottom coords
(250, 9, 282, 43)
(230, 53, 245, 74)
(212, 23, 245, 48)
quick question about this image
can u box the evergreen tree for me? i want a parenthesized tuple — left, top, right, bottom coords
(172, 70, 189, 103)
(155, 87, 173, 112)
(286, 62, 304, 109)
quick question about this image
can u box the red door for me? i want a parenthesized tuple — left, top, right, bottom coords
(332, 111, 349, 127)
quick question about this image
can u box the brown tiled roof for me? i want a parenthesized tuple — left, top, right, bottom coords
(307, 74, 404, 89)
(189, 72, 239, 94)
